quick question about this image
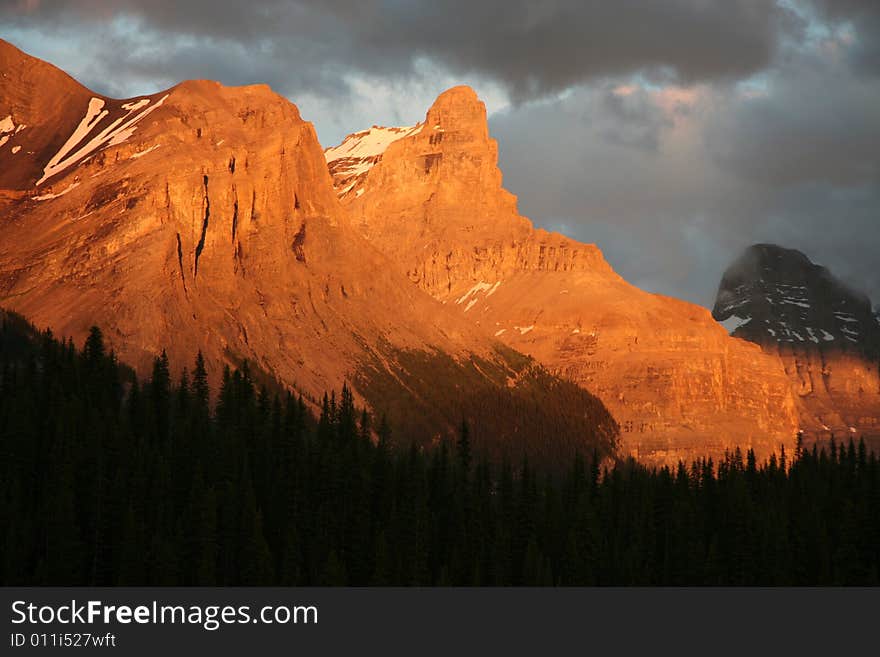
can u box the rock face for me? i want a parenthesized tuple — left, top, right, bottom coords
(713, 244, 880, 443)
(331, 87, 612, 297)
(327, 85, 800, 467)
(0, 40, 619, 465)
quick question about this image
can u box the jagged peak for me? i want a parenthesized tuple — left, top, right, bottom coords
(713, 242, 878, 352)
(430, 84, 481, 106)
(171, 78, 283, 100)
(742, 243, 813, 266)
(425, 85, 488, 138)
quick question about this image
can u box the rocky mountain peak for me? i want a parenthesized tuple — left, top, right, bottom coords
(424, 85, 488, 139)
(325, 88, 803, 466)
(327, 86, 612, 300)
(325, 84, 511, 215)
(713, 243, 880, 440)
(0, 43, 623, 466)
(713, 243, 878, 353)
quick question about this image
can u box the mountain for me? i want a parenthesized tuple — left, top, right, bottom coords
(0, 40, 618, 466)
(326, 86, 800, 467)
(713, 244, 880, 443)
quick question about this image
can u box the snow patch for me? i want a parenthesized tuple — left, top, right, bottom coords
(494, 329, 506, 337)
(719, 298, 750, 313)
(456, 281, 495, 305)
(464, 299, 478, 312)
(121, 99, 150, 111)
(38, 94, 169, 185)
(11, 145, 21, 154)
(325, 124, 421, 164)
(130, 144, 161, 159)
(107, 126, 139, 147)
(32, 182, 80, 201)
(719, 315, 752, 334)
(338, 181, 358, 196)
(0, 115, 14, 133)
(514, 325, 534, 335)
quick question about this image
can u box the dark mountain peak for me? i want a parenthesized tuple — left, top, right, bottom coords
(727, 244, 826, 284)
(713, 244, 878, 355)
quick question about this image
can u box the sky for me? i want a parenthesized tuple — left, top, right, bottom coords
(2, 0, 878, 308)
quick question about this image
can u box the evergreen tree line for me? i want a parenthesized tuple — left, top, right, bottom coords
(1, 320, 878, 585)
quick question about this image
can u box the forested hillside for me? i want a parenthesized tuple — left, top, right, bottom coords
(1, 314, 878, 585)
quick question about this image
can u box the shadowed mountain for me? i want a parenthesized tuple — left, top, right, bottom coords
(713, 243, 880, 445)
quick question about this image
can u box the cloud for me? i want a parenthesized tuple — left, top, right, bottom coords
(805, 0, 880, 76)
(2, 0, 793, 101)
(706, 31, 880, 188)
(489, 31, 880, 307)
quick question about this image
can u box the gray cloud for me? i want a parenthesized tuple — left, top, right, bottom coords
(596, 85, 674, 151)
(490, 35, 880, 307)
(2, 0, 793, 101)
(706, 51, 880, 188)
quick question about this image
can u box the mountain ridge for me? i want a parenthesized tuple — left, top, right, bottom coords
(327, 85, 803, 466)
(0, 39, 618, 465)
(713, 243, 880, 443)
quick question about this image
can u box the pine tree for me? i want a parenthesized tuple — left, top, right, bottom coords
(457, 418, 472, 477)
(193, 351, 210, 415)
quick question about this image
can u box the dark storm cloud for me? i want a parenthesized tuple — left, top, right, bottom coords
(706, 53, 880, 187)
(1, 0, 792, 100)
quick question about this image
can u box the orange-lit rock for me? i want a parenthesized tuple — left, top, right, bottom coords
(328, 85, 801, 466)
(0, 40, 619, 463)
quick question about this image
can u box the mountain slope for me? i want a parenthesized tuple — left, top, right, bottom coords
(327, 86, 800, 466)
(0, 40, 618, 465)
(713, 244, 880, 442)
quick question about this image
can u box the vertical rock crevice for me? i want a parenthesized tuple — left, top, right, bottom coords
(291, 221, 306, 262)
(176, 232, 187, 293)
(194, 174, 210, 277)
(231, 185, 239, 243)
